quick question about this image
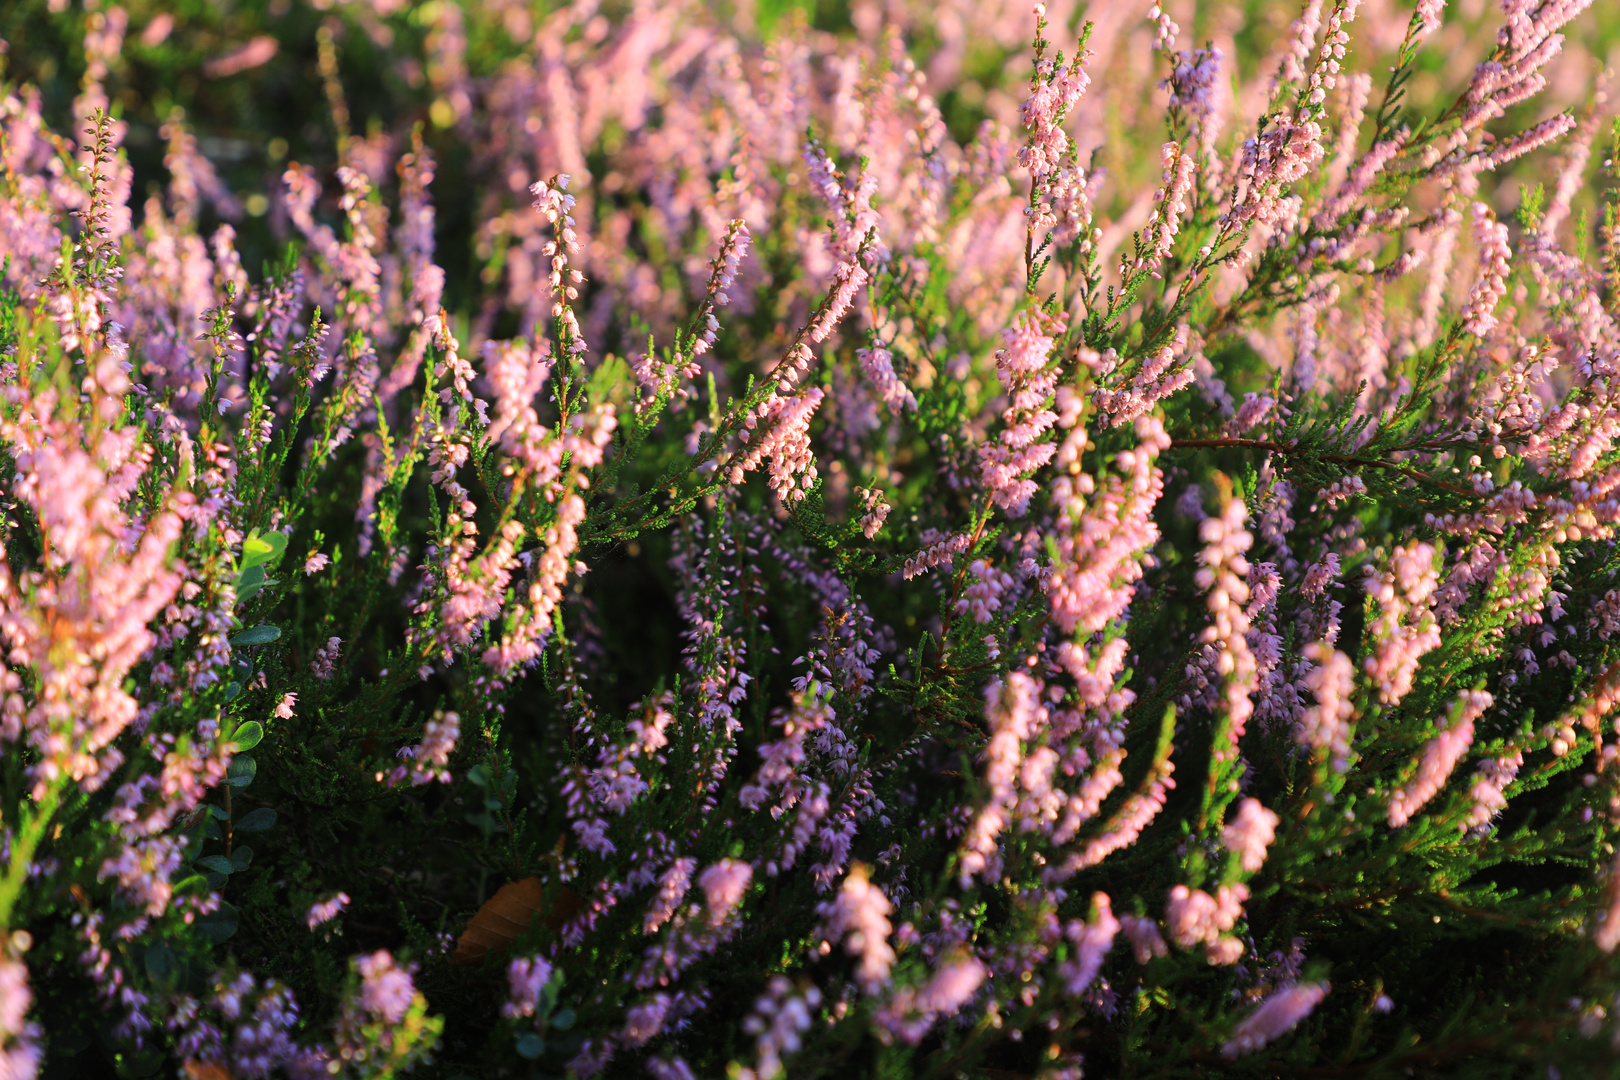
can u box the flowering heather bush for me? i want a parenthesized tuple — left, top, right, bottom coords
(9, 0, 1620, 1075)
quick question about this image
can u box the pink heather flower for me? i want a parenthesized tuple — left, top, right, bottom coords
(1119, 915, 1169, 964)
(738, 688, 833, 815)
(1044, 162, 1102, 247)
(1270, 0, 1324, 87)
(303, 551, 330, 575)
(310, 636, 343, 680)
(1465, 750, 1523, 830)
(98, 834, 186, 917)
(1316, 135, 1407, 227)
(1593, 851, 1620, 953)
(1227, 392, 1276, 435)
(504, 956, 554, 1019)
(1151, 6, 1179, 53)
(410, 709, 460, 784)
(1222, 798, 1281, 873)
(916, 954, 986, 1014)
(1476, 114, 1577, 173)
(644, 858, 696, 934)
(1415, 0, 1446, 36)
(1016, 745, 1063, 834)
(741, 977, 821, 1079)
(1387, 690, 1490, 827)
(1538, 110, 1600, 240)
(875, 950, 987, 1045)
(1163, 45, 1225, 130)
(273, 693, 297, 720)
(961, 672, 1047, 886)
(1092, 326, 1195, 428)
(816, 864, 894, 994)
(306, 892, 350, 929)
(729, 389, 825, 503)
(857, 347, 916, 413)
(902, 531, 971, 580)
(802, 139, 883, 264)
(355, 950, 416, 1025)
(1048, 755, 1177, 882)
(1166, 885, 1217, 949)
(1226, 114, 1326, 230)
(804, 258, 869, 346)
(1222, 981, 1330, 1058)
(623, 994, 671, 1046)
(979, 311, 1064, 516)
(588, 756, 650, 814)
(698, 859, 753, 926)
(0, 400, 186, 801)
(1205, 935, 1245, 966)
(202, 35, 278, 79)
(1298, 642, 1355, 771)
(1363, 541, 1441, 706)
(955, 559, 1015, 625)
(690, 220, 751, 357)
(1166, 883, 1248, 964)
(627, 699, 674, 757)
(1141, 143, 1195, 275)
(530, 175, 586, 358)
(1319, 475, 1367, 507)
(1302, 555, 1342, 600)
(1060, 893, 1120, 995)
(1018, 36, 1092, 181)
(480, 492, 593, 676)
(1193, 495, 1257, 748)
(855, 487, 890, 540)
(1048, 414, 1169, 644)
(568, 1039, 615, 1078)
(1460, 202, 1511, 337)
(481, 338, 553, 473)
(0, 957, 42, 1079)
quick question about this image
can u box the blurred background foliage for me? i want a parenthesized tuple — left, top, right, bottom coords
(3, 0, 1616, 323)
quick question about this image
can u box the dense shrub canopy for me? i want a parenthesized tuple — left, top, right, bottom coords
(5, 0, 1620, 1077)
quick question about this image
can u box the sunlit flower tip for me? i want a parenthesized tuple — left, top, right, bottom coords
(1221, 982, 1330, 1059)
(306, 892, 350, 929)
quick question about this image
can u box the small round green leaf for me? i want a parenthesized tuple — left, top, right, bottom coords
(515, 1034, 546, 1060)
(238, 531, 288, 574)
(230, 626, 282, 647)
(226, 755, 258, 788)
(232, 721, 265, 751)
(197, 903, 239, 944)
(235, 807, 277, 832)
(145, 941, 178, 981)
(196, 855, 235, 875)
(237, 578, 278, 602)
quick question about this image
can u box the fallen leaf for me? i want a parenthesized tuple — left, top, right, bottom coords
(450, 878, 584, 966)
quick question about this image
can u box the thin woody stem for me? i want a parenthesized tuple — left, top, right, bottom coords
(1168, 436, 1478, 498)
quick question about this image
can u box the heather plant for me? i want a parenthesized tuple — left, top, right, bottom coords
(8, 0, 1620, 1077)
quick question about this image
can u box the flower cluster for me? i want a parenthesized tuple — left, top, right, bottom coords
(4, 0, 1620, 1075)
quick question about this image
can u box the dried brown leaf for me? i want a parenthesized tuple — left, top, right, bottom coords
(449, 877, 584, 966)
